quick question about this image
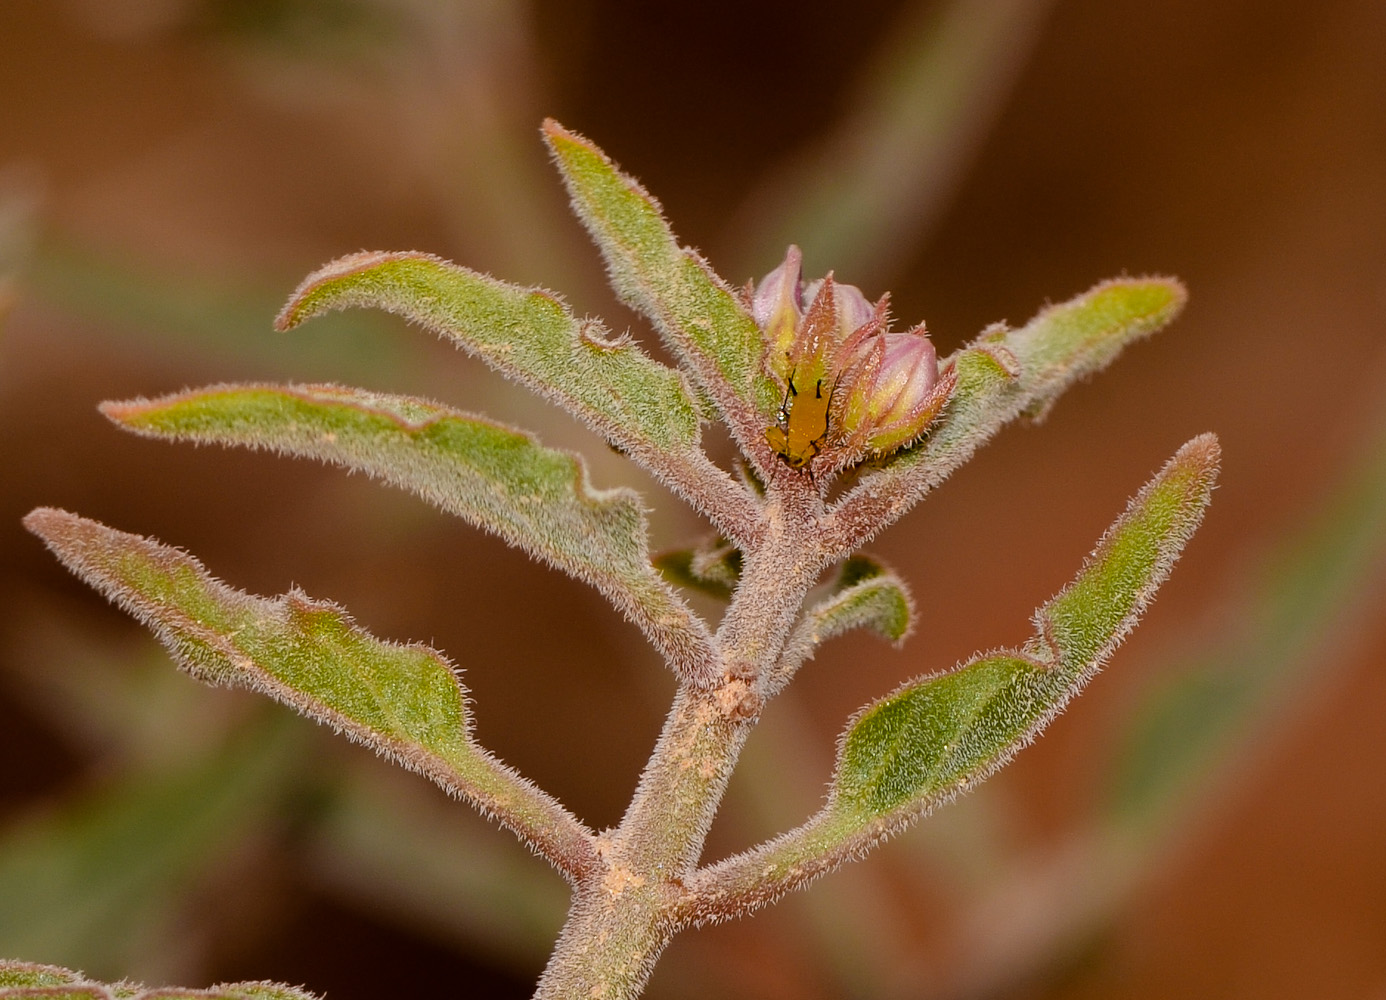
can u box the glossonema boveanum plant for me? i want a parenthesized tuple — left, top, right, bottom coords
(18, 121, 1218, 1000)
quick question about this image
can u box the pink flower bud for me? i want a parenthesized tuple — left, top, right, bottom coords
(754, 247, 947, 468)
(754, 246, 883, 381)
(838, 326, 952, 455)
(752, 245, 804, 364)
(804, 276, 874, 343)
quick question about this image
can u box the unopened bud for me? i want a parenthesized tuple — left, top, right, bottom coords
(838, 326, 952, 455)
(752, 245, 804, 364)
(753, 247, 948, 469)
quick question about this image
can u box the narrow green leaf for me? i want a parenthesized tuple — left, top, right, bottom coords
(733, 0, 1050, 283)
(103, 383, 714, 683)
(1011, 277, 1186, 419)
(543, 121, 780, 429)
(1109, 403, 1386, 827)
(276, 251, 760, 544)
(831, 279, 1185, 553)
(0, 963, 319, 1000)
(685, 435, 1218, 921)
(22, 509, 599, 883)
(835, 434, 1216, 817)
(276, 249, 699, 448)
(311, 765, 566, 968)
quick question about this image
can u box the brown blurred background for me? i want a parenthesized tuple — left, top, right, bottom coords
(2, 1, 1385, 998)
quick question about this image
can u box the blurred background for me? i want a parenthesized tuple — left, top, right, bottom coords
(2, 0, 1385, 997)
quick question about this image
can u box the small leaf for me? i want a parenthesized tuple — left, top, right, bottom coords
(654, 537, 743, 601)
(23, 509, 598, 882)
(831, 279, 1185, 553)
(685, 435, 1218, 922)
(768, 556, 914, 695)
(103, 384, 715, 683)
(543, 121, 780, 433)
(811, 561, 914, 646)
(0, 963, 319, 1000)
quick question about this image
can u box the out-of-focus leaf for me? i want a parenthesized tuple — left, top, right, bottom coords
(1110, 403, 1386, 827)
(0, 961, 319, 1000)
(543, 121, 781, 432)
(832, 278, 1185, 552)
(0, 716, 298, 982)
(104, 383, 714, 682)
(22, 509, 598, 882)
(0, 170, 39, 324)
(309, 763, 566, 969)
(28, 238, 407, 382)
(275, 252, 758, 541)
(686, 435, 1218, 921)
(734, 0, 1053, 284)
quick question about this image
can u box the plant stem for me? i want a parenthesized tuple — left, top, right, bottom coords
(534, 482, 823, 998)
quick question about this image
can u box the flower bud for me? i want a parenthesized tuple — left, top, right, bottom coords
(753, 247, 948, 469)
(838, 326, 952, 455)
(752, 245, 804, 364)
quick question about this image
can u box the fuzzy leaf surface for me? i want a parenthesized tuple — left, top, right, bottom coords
(543, 121, 779, 427)
(22, 509, 598, 881)
(278, 252, 699, 453)
(814, 556, 914, 645)
(275, 251, 759, 541)
(833, 279, 1186, 552)
(838, 433, 1216, 817)
(103, 384, 713, 681)
(0, 962, 318, 1000)
(686, 434, 1218, 921)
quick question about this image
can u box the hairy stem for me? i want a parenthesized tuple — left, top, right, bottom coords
(535, 477, 825, 998)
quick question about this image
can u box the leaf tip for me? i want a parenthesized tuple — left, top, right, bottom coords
(98, 396, 148, 428)
(22, 504, 70, 542)
(274, 250, 419, 331)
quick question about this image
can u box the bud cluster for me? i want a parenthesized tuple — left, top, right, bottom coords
(753, 246, 955, 471)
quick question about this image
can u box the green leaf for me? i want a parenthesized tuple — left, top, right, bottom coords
(543, 121, 780, 429)
(103, 383, 714, 683)
(0, 716, 297, 982)
(835, 434, 1217, 817)
(654, 536, 743, 601)
(832, 279, 1185, 553)
(685, 435, 1218, 921)
(0, 962, 319, 1000)
(22, 509, 598, 882)
(311, 764, 566, 968)
(769, 557, 914, 696)
(811, 561, 913, 644)
(1010, 277, 1186, 419)
(1109, 402, 1386, 828)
